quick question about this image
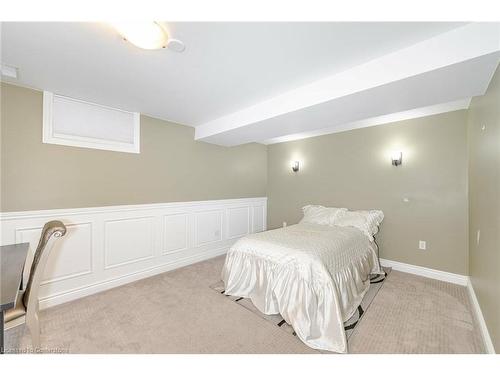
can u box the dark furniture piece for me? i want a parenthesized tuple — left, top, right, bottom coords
(0, 243, 30, 354)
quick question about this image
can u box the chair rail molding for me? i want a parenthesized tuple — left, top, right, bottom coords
(0, 197, 267, 309)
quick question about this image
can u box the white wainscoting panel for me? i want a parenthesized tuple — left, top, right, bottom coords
(227, 207, 250, 239)
(104, 217, 154, 269)
(195, 210, 223, 246)
(0, 197, 267, 309)
(252, 205, 265, 233)
(162, 214, 188, 254)
(16, 222, 93, 287)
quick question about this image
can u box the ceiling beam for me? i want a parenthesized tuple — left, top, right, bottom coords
(195, 23, 500, 146)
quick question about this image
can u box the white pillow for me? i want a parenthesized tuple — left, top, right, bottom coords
(355, 210, 384, 235)
(300, 205, 347, 226)
(334, 209, 384, 241)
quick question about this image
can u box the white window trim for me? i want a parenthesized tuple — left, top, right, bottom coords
(42, 91, 140, 154)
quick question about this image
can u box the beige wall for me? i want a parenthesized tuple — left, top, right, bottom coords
(267, 110, 469, 275)
(468, 65, 500, 351)
(0, 83, 267, 211)
(0, 83, 476, 275)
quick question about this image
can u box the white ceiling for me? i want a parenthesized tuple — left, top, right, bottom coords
(2, 22, 499, 146)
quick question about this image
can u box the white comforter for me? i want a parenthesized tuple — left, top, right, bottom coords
(221, 223, 382, 353)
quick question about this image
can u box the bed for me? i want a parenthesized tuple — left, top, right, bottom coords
(221, 206, 384, 353)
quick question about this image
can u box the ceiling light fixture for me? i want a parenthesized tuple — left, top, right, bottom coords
(111, 21, 169, 50)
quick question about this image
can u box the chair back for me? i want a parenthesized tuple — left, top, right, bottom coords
(23, 221, 67, 311)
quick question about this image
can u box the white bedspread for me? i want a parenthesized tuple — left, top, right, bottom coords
(221, 223, 382, 353)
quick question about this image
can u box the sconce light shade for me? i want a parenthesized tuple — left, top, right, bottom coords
(292, 161, 300, 172)
(391, 151, 403, 166)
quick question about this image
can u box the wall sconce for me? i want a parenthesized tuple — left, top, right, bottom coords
(391, 151, 402, 166)
(292, 161, 300, 172)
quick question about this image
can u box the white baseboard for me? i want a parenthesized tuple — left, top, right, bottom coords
(379, 258, 468, 286)
(466, 277, 496, 354)
(39, 246, 229, 310)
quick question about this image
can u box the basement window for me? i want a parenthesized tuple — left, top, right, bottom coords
(42, 91, 140, 153)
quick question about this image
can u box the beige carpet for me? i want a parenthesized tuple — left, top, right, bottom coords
(4, 256, 484, 354)
(348, 270, 484, 353)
